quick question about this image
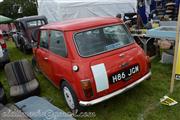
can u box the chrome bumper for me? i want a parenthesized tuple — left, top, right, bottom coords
(79, 71, 151, 106)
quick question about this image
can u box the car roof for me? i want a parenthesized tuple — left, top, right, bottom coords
(41, 17, 123, 31)
(15, 15, 47, 22)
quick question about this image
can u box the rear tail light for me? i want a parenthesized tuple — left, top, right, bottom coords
(0, 40, 6, 49)
(81, 79, 93, 98)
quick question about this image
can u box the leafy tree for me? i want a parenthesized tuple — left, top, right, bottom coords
(0, 0, 37, 19)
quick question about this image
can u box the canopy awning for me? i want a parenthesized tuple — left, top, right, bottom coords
(38, 0, 137, 22)
(0, 15, 13, 24)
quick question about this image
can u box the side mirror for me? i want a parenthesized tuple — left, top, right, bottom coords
(31, 29, 39, 42)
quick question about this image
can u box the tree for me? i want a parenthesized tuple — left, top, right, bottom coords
(0, 0, 38, 19)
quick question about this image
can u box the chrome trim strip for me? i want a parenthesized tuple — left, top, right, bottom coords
(79, 71, 151, 106)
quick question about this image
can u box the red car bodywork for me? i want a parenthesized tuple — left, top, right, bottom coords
(34, 17, 151, 106)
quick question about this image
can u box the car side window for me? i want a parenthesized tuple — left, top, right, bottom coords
(49, 31, 67, 57)
(39, 30, 49, 49)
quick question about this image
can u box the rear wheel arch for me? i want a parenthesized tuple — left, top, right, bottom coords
(59, 79, 66, 89)
(60, 79, 76, 90)
(59, 79, 79, 100)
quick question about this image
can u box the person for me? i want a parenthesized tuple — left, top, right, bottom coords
(116, 13, 122, 19)
(137, 0, 148, 25)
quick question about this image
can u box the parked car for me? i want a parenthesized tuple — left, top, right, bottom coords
(32, 17, 151, 112)
(0, 30, 10, 66)
(12, 15, 48, 53)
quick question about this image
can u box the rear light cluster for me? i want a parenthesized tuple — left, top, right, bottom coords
(0, 40, 7, 49)
(81, 79, 93, 98)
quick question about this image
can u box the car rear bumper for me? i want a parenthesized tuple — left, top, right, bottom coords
(79, 71, 151, 106)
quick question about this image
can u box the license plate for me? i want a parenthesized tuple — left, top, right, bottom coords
(109, 64, 140, 84)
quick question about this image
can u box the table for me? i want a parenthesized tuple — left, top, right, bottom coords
(132, 33, 159, 59)
(146, 26, 178, 40)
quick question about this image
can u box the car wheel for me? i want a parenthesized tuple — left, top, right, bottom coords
(19, 38, 24, 51)
(14, 40, 19, 48)
(22, 45, 27, 54)
(32, 57, 40, 73)
(61, 81, 83, 114)
(19, 44, 23, 51)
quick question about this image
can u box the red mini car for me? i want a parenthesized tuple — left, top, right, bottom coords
(33, 17, 151, 112)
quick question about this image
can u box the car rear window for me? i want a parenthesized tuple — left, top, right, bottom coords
(74, 24, 134, 57)
(27, 20, 45, 28)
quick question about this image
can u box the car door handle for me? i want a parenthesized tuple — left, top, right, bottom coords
(44, 57, 48, 60)
(119, 53, 125, 58)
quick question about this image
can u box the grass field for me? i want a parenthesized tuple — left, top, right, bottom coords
(1, 40, 180, 120)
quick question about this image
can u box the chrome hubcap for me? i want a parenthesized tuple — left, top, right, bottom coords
(63, 86, 75, 109)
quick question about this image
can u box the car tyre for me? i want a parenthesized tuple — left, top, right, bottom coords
(61, 81, 83, 114)
(22, 45, 28, 54)
(14, 40, 19, 48)
(19, 37, 24, 51)
(32, 56, 40, 73)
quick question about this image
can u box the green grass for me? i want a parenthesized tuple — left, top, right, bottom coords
(1, 40, 180, 120)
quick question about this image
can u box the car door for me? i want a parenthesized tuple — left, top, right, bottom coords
(48, 30, 72, 86)
(36, 30, 53, 79)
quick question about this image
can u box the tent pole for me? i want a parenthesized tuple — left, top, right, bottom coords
(170, 6, 180, 93)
